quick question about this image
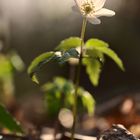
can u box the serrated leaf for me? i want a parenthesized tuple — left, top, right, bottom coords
(85, 39, 125, 71)
(55, 37, 81, 51)
(0, 104, 23, 133)
(28, 52, 55, 84)
(58, 48, 79, 64)
(83, 58, 102, 86)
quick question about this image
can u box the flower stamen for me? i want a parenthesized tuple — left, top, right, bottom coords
(80, 0, 95, 16)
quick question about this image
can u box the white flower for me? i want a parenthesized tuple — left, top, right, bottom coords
(73, 0, 115, 24)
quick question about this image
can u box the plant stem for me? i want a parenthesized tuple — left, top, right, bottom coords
(71, 17, 87, 140)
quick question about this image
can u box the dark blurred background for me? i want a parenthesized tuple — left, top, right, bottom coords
(0, 0, 140, 104)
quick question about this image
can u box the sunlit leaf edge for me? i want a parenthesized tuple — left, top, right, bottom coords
(85, 38, 125, 71)
(55, 37, 81, 51)
(28, 52, 55, 84)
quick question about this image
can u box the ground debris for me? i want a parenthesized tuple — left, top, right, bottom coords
(98, 124, 140, 140)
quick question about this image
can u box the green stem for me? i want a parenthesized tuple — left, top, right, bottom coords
(71, 17, 87, 140)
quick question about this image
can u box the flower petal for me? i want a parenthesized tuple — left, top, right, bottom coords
(87, 16, 101, 24)
(95, 8, 115, 17)
(94, 0, 106, 11)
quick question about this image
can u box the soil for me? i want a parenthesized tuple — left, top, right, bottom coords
(98, 124, 139, 140)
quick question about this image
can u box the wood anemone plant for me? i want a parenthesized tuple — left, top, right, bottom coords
(28, 0, 125, 140)
(28, 38, 124, 139)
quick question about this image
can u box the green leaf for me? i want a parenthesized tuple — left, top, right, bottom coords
(85, 39, 125, 71)
(86, 38, 109, 48)
(42, 77, 95, 116)
(9, 51, 25, 72)
(83, 57, 102, 86)
(0, 54, 13, 78)
(85, 48, 105, 64)
(0, 104, 23, 133)
(58, 48, 79, 64)
(55, 37, 81, 51)
(79, 89, 95, 115)
(28, 52, 55, 84)
(44, 93, 62, 118)
(32, 74, 39, 84)
(42, 77, 73, 118)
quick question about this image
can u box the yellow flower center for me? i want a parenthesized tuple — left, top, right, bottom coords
(80, 1, 95, 16)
